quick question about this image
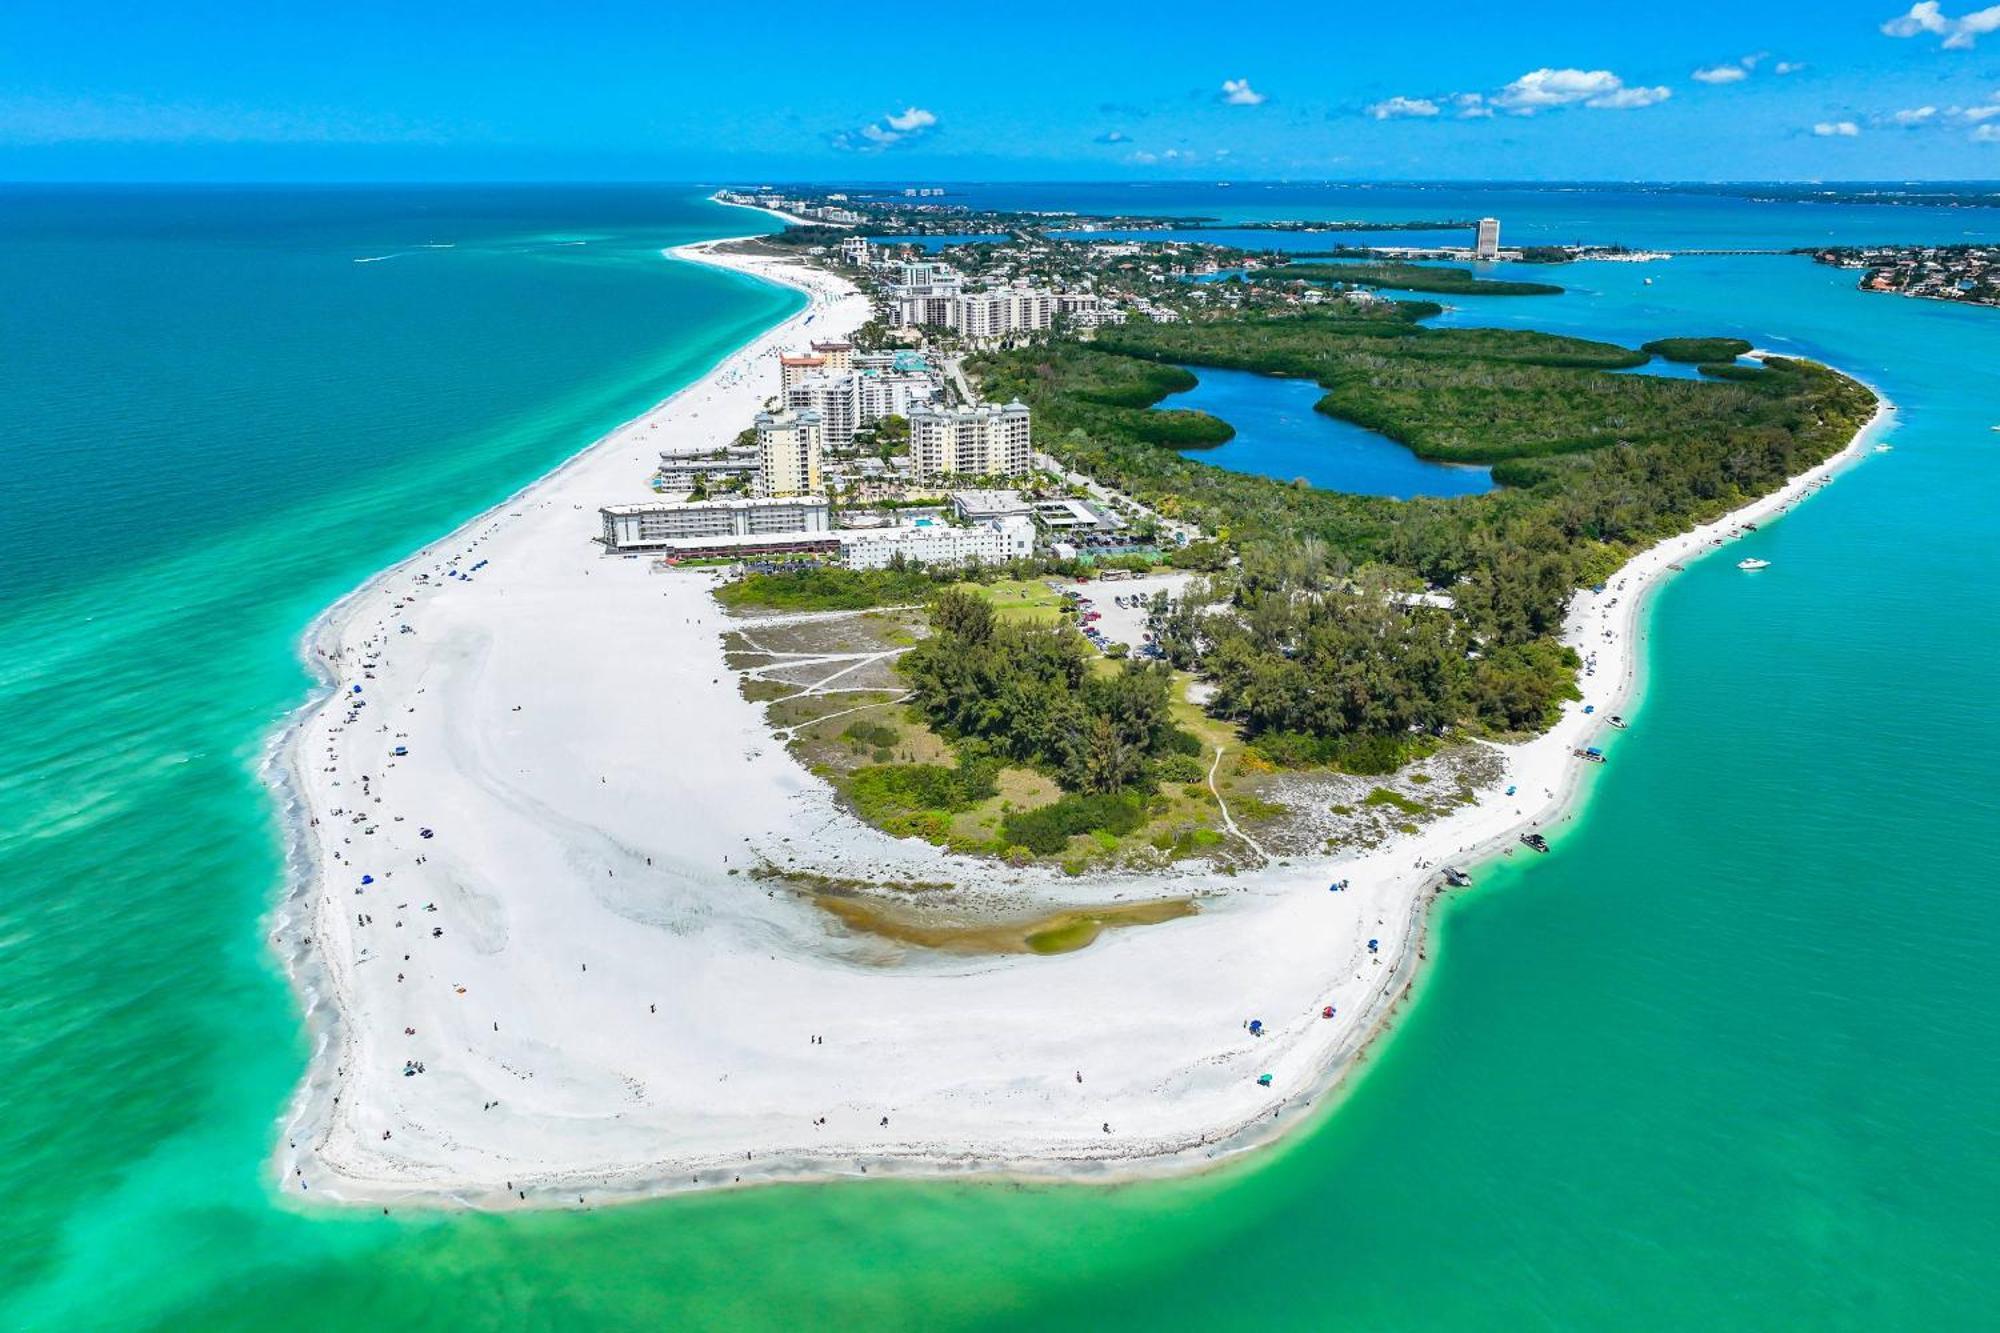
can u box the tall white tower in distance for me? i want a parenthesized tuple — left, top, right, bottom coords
(1475, 217, 1501, 260)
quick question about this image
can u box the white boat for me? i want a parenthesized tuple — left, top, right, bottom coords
(1737, 558, 1770, 571)
(1875, 443, 1893, 452)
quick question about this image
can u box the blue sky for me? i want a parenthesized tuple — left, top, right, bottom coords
(3, 0, 1997, 180)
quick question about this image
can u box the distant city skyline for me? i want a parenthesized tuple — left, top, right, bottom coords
(3, 0, 1998, 181)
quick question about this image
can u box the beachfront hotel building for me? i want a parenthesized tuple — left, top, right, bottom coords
(839, 515, 1036, 570)
(1476, 217, 1501, 260)
(908, 401, 1032, 481)
(597, 496, 830, 552)
(754, 408, 824, 498)
(654, 447, 759, 487)
(779, 353, 826, 394)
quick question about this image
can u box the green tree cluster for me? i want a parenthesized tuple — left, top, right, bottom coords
(900, 589, 1193, 794)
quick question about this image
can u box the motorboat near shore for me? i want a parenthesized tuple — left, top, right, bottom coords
(1442, 866, 1473, 887)
(1737, 558, 1771, 571)
(1574, 746, 1607, 764)
(1520, 832, 1550, 854)
(1606, 715, 1628, 730)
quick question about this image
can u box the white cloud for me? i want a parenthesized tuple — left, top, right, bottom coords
(1584, 84, 1674, 109)
(1367, 96, 1440, 119)
(1873, 96, 2000, 128)
(1493, 68, 1671, 113)
(1881, 3, 2000, 48)
(836, 106, 939, 151)
(1219, 78, 1266, 106)
(1974, 122, 2000, 139)
(884, 106, 936, 134)
(1359, 71, 1663, 125)
(1813, 120, 1862, 136)
(1694, 52, 1792, 83)
(1494, 67, 1617, 110)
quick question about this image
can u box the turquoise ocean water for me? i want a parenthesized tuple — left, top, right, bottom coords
(1, 184, 1996, 1329)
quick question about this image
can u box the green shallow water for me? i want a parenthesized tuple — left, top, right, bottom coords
(2, 186, 1997, 1329)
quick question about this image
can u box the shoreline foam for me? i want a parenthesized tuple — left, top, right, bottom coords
(265, 208, 1893, 1210)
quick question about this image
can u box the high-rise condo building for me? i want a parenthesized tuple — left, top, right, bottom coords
(784, 376, 859, 451)
(907, 402, 1032, 481)
(1476, 217, 1501, 260)
(754, 408, 824, 498)
(786, 368, 939, 450)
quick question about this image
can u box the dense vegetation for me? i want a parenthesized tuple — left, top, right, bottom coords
(1000, 792, 1147, 855)
(1194, 576, 1580, 770)
(844, 760, 999, 841)
(1642, 337, 1754, 364)
(898, 589, 1197, 794)
(971, 303, 1875, 758)
(716, 565, 949, 611)
(1262, 261, 1565, 297)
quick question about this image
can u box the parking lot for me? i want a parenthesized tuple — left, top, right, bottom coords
(1065, 571, 1191, 657)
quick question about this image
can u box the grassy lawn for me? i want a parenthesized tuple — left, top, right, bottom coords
(953, 576, 1069, 624)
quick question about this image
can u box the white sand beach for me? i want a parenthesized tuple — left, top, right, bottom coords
(268, 227, 1893, 1209)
